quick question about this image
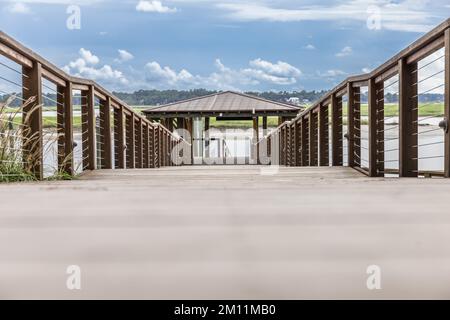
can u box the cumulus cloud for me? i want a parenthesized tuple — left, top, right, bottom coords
(115, 49, 134, 63)
(335, 46, 352, 57)
(63, 48, 128, 89)
(305, 44, 315, 50)
(142, 58, 302, 90)
(136, 1, 177, 13)
(145, 61, 196, 86)
(316, 69, 347, 82)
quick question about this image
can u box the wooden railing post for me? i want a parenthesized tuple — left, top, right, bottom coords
(159, 128, 163, 167)
(331, 93, 343, 166)
(309, 111, 318, 166)
(319, 104, 329, 166)
(150, 125, 155, 168)
(143, 123, 149, 168)
(286, 124, 291, 166)
(99, 97, 112, 169)
(347, 83, 355, 168)
(301, 116, 309, 166)
(125, 114, 135, 169)
(81, 85, 96, 170)
(295, 120, 301, 166)
(376, 81, 385, 176)
(113, 106, 125, 169)
(399, 58, 418, 177)
(22, 61, 43, 179)
(445, 28, 450, 177)
(56, 81, 73, 175)
(136, 118, 143, 168)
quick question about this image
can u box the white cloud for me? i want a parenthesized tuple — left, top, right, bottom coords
(79, 48, 100, 65)
(217, 0, 439, 33)
(318, 69, 347, 77)
(136, 1, 177, 13)
(362, 67, 372, 73)
(142, 58, 302, 90)
(336, 46, 352, 57)
(145, 61, 196, 85)
(8, 2, 32, 14)
(63, 48, 128, 89)
(305, 44, 315, 50)
(115, 49, 134, 63)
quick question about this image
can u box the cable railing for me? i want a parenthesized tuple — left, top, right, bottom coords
(0, 30, 188, 181)
(257, 18, 450, 178)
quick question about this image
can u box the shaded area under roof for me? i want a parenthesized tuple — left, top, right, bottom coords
(142, 91, 302, 118)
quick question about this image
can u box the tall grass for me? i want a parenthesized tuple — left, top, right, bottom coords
(0, 97, 37, 182)
(0, 96, 77, 182)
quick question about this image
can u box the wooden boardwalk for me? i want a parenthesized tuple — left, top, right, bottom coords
(1, 166, 450, 299)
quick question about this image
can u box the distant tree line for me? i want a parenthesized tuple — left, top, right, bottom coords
(0, 90, 444, 108)
(112, 89, 329, 106)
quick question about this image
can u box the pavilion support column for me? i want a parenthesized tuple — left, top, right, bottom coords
(262, 116, 268, 137)
(205, 117, 210, 159)
(253, 116, 259, 164)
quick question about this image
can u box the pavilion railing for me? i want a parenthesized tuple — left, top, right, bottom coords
(257, 18, 450, 178)
(0, 30, 188, 180)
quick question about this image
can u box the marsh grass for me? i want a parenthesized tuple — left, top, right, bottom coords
(0, 96, 77, 183)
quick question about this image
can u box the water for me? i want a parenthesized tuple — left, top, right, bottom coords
(41, 123, 446, 176)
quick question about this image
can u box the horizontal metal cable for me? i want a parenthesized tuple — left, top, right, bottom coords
(378, 148, 399, 154)
(382, 137, 399, 142)
(413, 155, 444, 160)
(0, 61, 28, 77)
(413, 114, 445, 123)
(42, 94, 63, 107)
(412, 55, 445, 73)
(413, 127, 442, 135)
(381, 79, 399, 92)
(379, 125, 399, 133)
(411, 83, 445, 99)
(412, 69, 445, 86)
(0, 75, 28, 90)
(412, 141, 444, 148)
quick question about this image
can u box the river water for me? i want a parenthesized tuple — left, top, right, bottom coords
(41, 120, 445, 177)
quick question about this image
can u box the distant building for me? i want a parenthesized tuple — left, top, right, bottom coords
(286, 97, 301, 106)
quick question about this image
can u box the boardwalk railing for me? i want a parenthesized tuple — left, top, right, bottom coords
(258, 18, 450, 178)
(0, 31, 189, 180)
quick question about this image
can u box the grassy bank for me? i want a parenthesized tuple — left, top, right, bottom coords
(4, 103, 444, 129)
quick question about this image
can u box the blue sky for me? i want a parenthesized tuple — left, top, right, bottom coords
(0, 0, 449, 92)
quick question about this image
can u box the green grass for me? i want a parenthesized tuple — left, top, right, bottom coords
(4, 103, 445, 130)
(345, 103, 444, 117)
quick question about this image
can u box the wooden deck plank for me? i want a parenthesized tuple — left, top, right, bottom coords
(1, 166, 450, 299)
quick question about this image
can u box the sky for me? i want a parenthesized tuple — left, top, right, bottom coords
(0, 0, 449, 93)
